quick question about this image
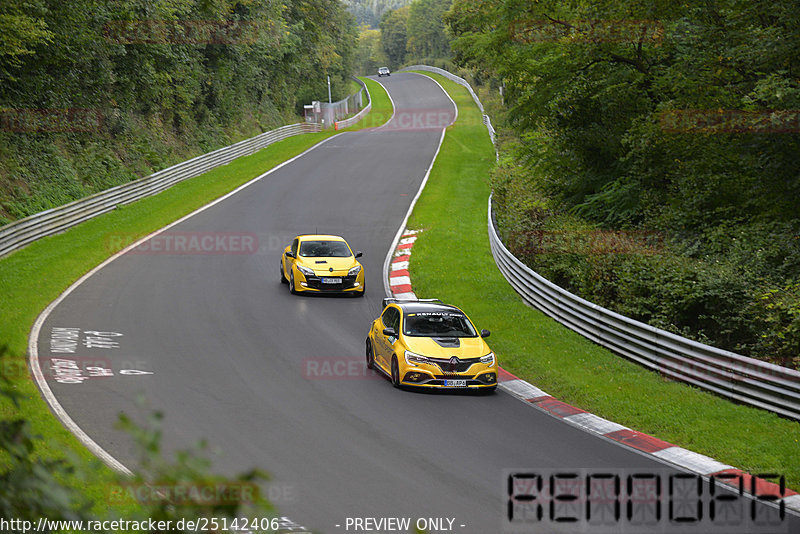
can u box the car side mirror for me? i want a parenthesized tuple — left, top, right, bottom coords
(285, 251, 295, 258)
(480, 329, 491, 338)
(355, 251, 363, 258)
(383, 327, 397, 337)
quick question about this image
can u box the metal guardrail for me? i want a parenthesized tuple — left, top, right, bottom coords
(335, 77, 372, 130)
(406, 63, 800, 420)
(0, 122, 321, 258)
(488, 196, 800, 420)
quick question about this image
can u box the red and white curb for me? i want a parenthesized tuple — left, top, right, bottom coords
(385, 234, 800, 515)
(388, 229, 420, 300)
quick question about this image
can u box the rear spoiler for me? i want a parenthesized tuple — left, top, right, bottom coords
(382, 297, 441, 308)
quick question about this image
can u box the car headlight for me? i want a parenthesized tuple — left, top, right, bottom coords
(480, 352, 495, 365)
(405, 350, 431, 366)
(296, 265, 314, 277)
(348, 264, 361, 276)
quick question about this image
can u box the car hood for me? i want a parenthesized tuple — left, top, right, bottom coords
(297, 256, 358, 275)
(404, 336, 491, 360)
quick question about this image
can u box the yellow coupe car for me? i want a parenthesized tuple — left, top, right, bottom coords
(366, 298, 497, 390)
(281, 234, 365, 296)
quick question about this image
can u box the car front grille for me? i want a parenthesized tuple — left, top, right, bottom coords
(428, 356, 482, 374)
(305, 274, 357, 291)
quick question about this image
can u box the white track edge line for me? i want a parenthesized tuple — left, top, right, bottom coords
(382, 127, 447, 298)
(381, 74, 457, 297)
(372, 77, 397, 130)
(28, 133, 341, 475)
(405, 71, 459, 124)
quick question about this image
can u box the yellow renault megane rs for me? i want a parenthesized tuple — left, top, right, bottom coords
(281, 234, 365, 296)
(366, 298, 497, 390)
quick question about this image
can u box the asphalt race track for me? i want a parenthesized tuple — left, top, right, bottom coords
(35, 73, 798, 534)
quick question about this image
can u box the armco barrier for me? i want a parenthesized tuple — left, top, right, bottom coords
(0, 122, 322, 258)
(406, 64, 800, 420)
(335, 77, 372, 130)
(488, 196, 800, 420)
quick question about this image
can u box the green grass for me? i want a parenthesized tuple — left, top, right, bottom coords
(349, 77, 393, 130)
(0, 76, 392, 515)
(406, 72, 800, 490)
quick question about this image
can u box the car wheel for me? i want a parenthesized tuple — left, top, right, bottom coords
(391, 356, 400, 388)
(280, 259, 288, 284)
(366, 340, 374, 369)
(289, 272, 298, 294)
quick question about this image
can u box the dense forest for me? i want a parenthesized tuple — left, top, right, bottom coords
(352, 0, 451, 73)
(446, 0, 800, 368)
(0, 0, 357, 223)
(380, 0, 451, 68)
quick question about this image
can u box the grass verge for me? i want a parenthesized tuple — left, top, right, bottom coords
(0, 76, 392, 514)
(406, 71, 800, 490)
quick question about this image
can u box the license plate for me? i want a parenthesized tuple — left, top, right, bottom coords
(321, 277, 342, 284)
(444, 379, 467, 387)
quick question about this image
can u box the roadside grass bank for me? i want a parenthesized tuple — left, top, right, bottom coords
(405, 71, 800, 490)
(0, 77, 392, 514)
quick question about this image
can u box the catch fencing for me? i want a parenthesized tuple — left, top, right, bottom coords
(318, 80, 367, 127)
(335, 77, 372, 130)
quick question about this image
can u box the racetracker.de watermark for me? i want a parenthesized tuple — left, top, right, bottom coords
(107, 481, 259, 506)
(510, 18, 664, 44)
(0, 108, 102, 133)
(106, 231, 259, 255)
(358, 108, 454, 131)
(2, 356, 117, 383)
(302, 357, 382, 380)
(103, 19, 265, 45)
(659, 109, 800, 133)
(508, 229, 665, 256)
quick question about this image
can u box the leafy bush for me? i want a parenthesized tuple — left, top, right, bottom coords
(1, 347, 273, 530)
(0, 0, 359, 223)
(452, 0, 800, 370)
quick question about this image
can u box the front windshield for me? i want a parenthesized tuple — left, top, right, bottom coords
(298, 240, 352, 258)
(403, 311, 478, 337)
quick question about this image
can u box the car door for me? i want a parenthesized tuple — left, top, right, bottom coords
(285, 237, 299, 277)
(375, 306, 399, 371)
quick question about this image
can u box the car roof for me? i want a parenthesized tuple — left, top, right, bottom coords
(296, 234, 347, 242)
(395, 301, 463, 314)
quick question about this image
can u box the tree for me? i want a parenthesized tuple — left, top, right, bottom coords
(0, 0, 359, 222)
(0, 0, 52, 81)
(406, 0, 451, 59)
(379, 6, 409, 68)
(355, 25, 389, 73)
(444, 0, 800, 364)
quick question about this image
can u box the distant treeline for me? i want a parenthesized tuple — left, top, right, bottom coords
(446, 0, 800, 367)
(0, 0, 357, 223)
(354, 0, 451, 74)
